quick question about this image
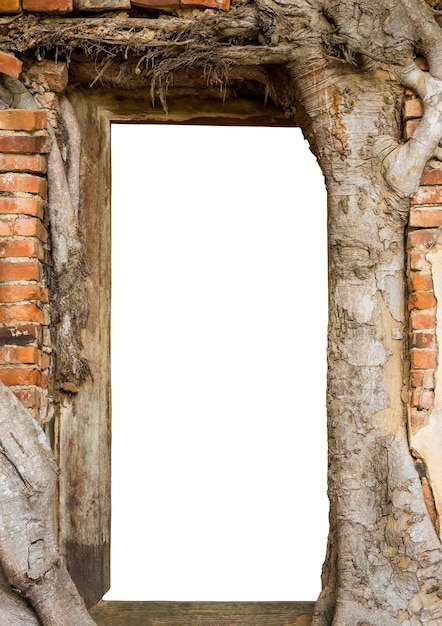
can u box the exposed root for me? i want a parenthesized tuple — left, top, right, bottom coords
(46, 116, 91, 390)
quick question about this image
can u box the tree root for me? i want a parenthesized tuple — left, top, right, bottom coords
(0, 382, 96, 626)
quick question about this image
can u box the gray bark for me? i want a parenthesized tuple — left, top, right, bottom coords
(281, 2, 442, 623)
(0, 382, 95, 625)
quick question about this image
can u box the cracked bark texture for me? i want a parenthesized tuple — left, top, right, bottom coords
(0, 382, 95, 626)
(279, 1, 442, 624)
(2, 0, 442, 624)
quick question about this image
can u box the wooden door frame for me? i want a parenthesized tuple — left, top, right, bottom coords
(59, 82, 314, 623)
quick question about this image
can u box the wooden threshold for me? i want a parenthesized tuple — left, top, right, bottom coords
(89, 601, 314, 625)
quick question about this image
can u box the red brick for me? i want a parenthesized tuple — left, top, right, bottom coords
(0, 239, 39, 259)
(0, 173, 47, 197)
(412, 332, 435, 349)
(0, 51, 22, 79)
(423, 371, 435, 389)
(410, 312, 436, 330)
(410, 207, 442, 228)
(409, 272, 433, 291)
(420, 169, 442, 186)
(0, 259, 41, 281)
(411, 388, 420, 408)
(0, 0, 21, 10)
(412, 186, 442, 205)
(0, 197, 43, 218)
(409, 252, 430, 271)
(0, 217, 47, 241)
(408, 229, 436, 247)
(404, 119, 420, 139)
(0, 221, 12, 237)
(409, 291, 437, 310)
(411, 349, 437, 369)
(411, 371, 424, 387)
(410, 387, 422, 408)
(421, 389, 435, 409)
(0, 346, 40, 365)
(403, 98, 423, 121)
(0, 110, 47, 132)
(13, 388, 42, 409)
(0, 133, 51, 154)
(39, 351, 50, 370)
(0, 367, 43, 386)
(15, 218, 47, 241)
(411, 388, 435, 410)
(24, 60, 69, 93)
(0, 153, 46, 174)
(0, 303, 45, 324)
(409, 408, 429, 434)
(23, 0, 72, 10)
(0, 324, 41, 346)
(0, 284, 48, 303)
(0, 238, 44, 261)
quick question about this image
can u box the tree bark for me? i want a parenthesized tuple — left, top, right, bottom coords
(281, 2, 442, 623)
(0, 382, 96, 626)
(297, 64, 442, 624)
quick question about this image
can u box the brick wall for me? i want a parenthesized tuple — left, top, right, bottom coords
(404, 93, 442, 528)
(0, 0, 231, 15)
(405, 95, 440, 431)
(0, 100, 51, 422)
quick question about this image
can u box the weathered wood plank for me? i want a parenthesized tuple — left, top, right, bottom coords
(81, 87, 297, 125)
(57, 89, 111, 609)
(89, 601, 314, 625)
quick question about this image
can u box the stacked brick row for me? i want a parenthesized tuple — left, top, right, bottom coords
(0, 0, 230, 15)
(403, 95, 442, 527)
(0, 107, 51, 423)
(405, 96, 441, 434)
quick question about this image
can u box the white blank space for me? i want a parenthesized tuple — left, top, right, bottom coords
(106, 124, 328, 601)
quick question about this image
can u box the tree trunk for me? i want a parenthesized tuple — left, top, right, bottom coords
(277, 2, 442, 621)
(290, 61, 442, 624)
(0, 382, 96, 625)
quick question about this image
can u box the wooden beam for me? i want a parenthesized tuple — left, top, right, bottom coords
(89, 601, 314, 625)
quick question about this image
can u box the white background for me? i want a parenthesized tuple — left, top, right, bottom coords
(106, 123, 328, 602)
